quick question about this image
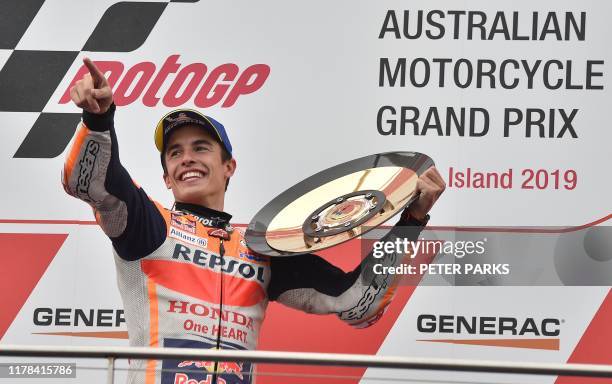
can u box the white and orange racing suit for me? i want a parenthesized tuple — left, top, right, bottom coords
(61, 105, 426, 384)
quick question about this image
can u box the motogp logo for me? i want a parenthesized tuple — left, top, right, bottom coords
(59, 55, 269, 109)
(1, 0, 269, 159)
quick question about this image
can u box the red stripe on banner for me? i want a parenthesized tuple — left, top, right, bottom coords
(0, 219, 97, 225)
(431, 212, 611, 234)
(32, 331, 129, 339)
(418, 338, 560, 350)
(556, 288, 612, 384)
(0, 213, 609, 232)
(0, 233, 67, 340)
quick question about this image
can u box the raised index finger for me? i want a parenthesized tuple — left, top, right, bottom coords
(83, 57, 105, 86)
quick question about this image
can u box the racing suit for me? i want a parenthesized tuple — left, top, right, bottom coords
(61, 105, 425, 384)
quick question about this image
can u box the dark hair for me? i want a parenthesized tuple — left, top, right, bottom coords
(161, 147, 232, 191)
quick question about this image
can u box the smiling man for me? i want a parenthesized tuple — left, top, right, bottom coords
(62, 58, 445, 384)
(160, 115, 236, 210)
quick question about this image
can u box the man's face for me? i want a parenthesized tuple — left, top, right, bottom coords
(163, 125, 235, 206)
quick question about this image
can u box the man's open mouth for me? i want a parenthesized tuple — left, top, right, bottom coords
(179, 170, 206, 181)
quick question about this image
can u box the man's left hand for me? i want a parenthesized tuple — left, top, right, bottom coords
(406, 166, 446, 221)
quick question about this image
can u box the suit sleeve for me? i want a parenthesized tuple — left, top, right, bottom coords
(62, 104, 166, 260)
(267, 217, 424, 328)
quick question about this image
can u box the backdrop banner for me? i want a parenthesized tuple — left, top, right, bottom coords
(0, 1, 610, 383)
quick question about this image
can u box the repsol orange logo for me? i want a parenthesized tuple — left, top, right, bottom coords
(172, 244, 266, 283)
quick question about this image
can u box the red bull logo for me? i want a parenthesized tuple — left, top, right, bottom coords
(177, 360, 215, 370)
(172, 373, 212, 384)
(218, 362, 244, 380)
(176, 360, 244, 380)
(171, 213, 197, 234)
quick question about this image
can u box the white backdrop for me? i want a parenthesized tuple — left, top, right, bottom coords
(0, 1, 610, 383)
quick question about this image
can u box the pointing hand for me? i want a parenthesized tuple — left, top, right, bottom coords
(69, 57, 113, 114)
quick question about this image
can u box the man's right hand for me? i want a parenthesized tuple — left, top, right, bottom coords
(69, 57, 113, 114)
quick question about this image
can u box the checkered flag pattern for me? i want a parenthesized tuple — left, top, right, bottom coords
(0, 0, 199, 158)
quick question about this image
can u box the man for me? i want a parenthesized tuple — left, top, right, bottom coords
(62, 58, 445, 384)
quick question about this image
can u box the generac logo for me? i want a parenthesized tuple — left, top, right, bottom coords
(31, 307, 128, 339)
(416, 314, 561, 350)
(59, 54, 270, 108)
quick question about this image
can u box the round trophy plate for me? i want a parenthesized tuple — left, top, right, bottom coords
(245, 152, 434, 257)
